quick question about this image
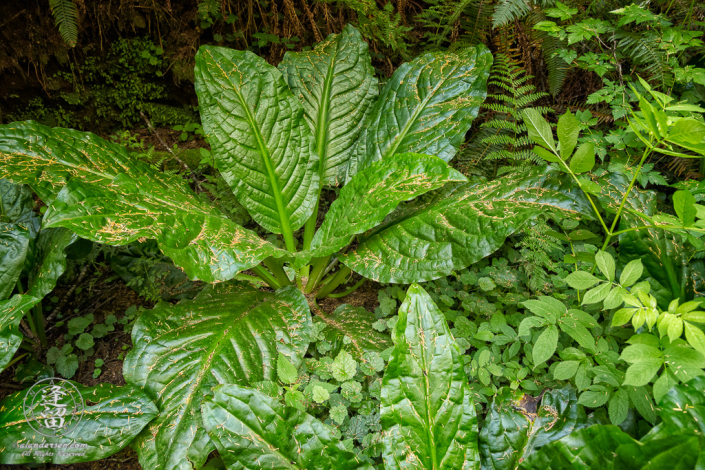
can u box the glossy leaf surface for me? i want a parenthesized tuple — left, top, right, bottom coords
(0, 121, 287, 283)
(0, 228, 76, 371)
(381, 284, 479, 470)
(349, 45, 492, 178)
(342, 166, 592, 283)
(479, 387, 599, 470)
(310, 153, 467, 258)
(0, 382, 157, 464)
(279, 24, 378, 185)
(195, 46, 319, 236)
(0, 178, 37, 299)
(313, 303, 392, 360)
(518, 425, 635, 470)
(201, 384, 373, 470)
(124, 283, 312, 470)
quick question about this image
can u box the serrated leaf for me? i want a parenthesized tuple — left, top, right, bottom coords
(342, 166, 593, 283)
(381, 284, 479, 470)
(609, 389, 629, 425)
(348, 45, 492, 178)
(558, 111, 580, 160)
(332, 350, 358, 382)
(595, 251, 615, 281)
(309, 153, 466, 260)
(684, 322, 705, 356)
(277, 352, 299, 384)
(559, 316, 596, 353)
(0, 122, 288, 283)
(124, 284, 312, 470)
(201, 384, 372, 470)
(554, 360, 580, 380)
(564, 271, 601, 290)
(279, 25, 378, 185)
(195, 46, 320, 237)
(673, 190, 697, 227)
(533, 325, 559, 365)
(578, 390, 609, 408)
(0, 382, 158, 465)
(313, 304, 392, 360)
(619, 259, 643, 287)
(569, 143, 595, 174)
(582, 282, 612, 305)
(524, 108, 556, 152)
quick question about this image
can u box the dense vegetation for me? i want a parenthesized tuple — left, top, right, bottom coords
(1, 0, 705, 469)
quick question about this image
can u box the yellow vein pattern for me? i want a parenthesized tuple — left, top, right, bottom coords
(381, 284, 479, 470)
(195, 46, 320, 235)
(123, 282, 312, 470)
(279, 24, 378, 186)
(348, 44, 493, 181)
(342, 167, 594, 283)
(0, 383, 158, 465)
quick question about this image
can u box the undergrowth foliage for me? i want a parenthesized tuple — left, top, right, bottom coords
(1, 2, 705, 469)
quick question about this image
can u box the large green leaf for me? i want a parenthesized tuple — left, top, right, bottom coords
(479, 387, 602, 470)
(195, 45, 320, 239)
(201, 384, 373, 470)
(348, 44, 492, 178)
(518, 425, 635, 470)
(123, 283, 312, 470)
(645, 375, 705, 439)
(342, 166, 593, 283)
(0, 122, 288, 283)
(0, 178, 37, 299)
(279, 24, 378, 186)
(0, 382, 157, 464)
(309, 153, 467, 259)
(313, 303, 392, 360)
(381, 284, 479, 470)
(0, 228, 76, 371)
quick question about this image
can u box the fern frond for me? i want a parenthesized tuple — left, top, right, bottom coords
(49, 0, 79, 47)
(492, 0, 531, 27)
(198, 0, 222, 18)
(530, 12, 568, 96)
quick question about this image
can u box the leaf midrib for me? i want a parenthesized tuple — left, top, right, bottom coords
(231, 84, 295, 247)
(381, 62, 461, 161)
(315, 37, 340, 176)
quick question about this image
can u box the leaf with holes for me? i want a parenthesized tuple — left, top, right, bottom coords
(123, 283, 312, 470)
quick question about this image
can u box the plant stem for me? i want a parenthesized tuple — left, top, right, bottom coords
(234, 273, 266, 284)
(316, 265, 351, 299)
(251, 265, 281, 289)
(34, 303, 47, 347)
(4, 353, 29, 369)
(328, 278, 366, 298)
(305, 255, 331, 294)
(263, 258, 292, 287)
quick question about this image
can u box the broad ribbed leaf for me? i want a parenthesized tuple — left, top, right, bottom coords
(381, 284, 479, 470)
(279, 24, 378, 185)
(201, 384, 373, 470)
(645, 376, 705, 439)
(0, 228, 76, 371)
(313, 304, 392, 360)
(518, 425, 635, 470)
(0, 179, 37, 299)
(0, 382, 157, 464)
(342, 166, 592, 283)
(614, 432, 704, 469)
(479, 387, 599, 470)
(0, 122, 287, 283)
(348, 44, 492, 178)
(123, 283, 312, 470)
(195, 45, 320, 237)
(310, 153, 467, 258)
